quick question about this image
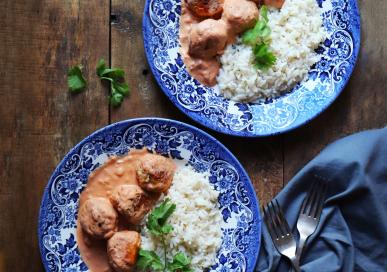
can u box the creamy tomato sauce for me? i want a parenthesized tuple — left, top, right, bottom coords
(180, 5, 220, 86)
(179, 0, 260, 87)
(179, 1, 236, 86)
(76, 149, 168, 272)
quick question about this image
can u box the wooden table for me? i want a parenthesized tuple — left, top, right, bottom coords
(0, 0, 386, 271)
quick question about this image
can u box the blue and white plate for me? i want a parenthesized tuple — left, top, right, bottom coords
(38, 118, 261, 272)
(143, 0, 360, 137)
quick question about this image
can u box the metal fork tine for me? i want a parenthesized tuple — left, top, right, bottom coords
(263, 200, 300, 271)
(263, 205, 274, 238)
(274, 200, 289, 234)
(313, 183, 328, 219)
(276, 199, 292, 234)
(268, 201, 283, 238)
(271, 201, 285, 237)
(300, 195, 308, 214)
(310, 182, 324, 218)
(306, 182, 319, 216)
(264, 204, 279, 239)
(301, 182, 316, 214)
(295, 180, 328, 267)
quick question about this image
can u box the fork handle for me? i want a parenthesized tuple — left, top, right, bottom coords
(290, 256, 301, 272)
(296, 233, 308, 262)
(291, 267, 301, 272)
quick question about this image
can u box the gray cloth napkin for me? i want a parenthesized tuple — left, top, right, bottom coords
(255, 128, 387, 272)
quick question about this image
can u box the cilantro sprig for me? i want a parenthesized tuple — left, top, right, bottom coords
(242, 5, 277, 70)
(96, 59, 130, 107)
(67, 65, 87, 93)
(67, 59, 130, 106)
(137, 199, 193, 272)
(137, 250, 164, 271)
(242, 6, 270, 46)
(167, 253, 193, 272)
(146, 198, 176, 237)
(253, 43, 277, 70)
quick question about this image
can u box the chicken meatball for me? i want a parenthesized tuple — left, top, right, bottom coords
(78, 197, 118, 239)
(107, 231, 141, 272)
(222, 0, 259, 33)
(188, 19, 228, 59)
(136, 153, 175, 193)
(109, 184, 152, 225)
(186, 0, 224, 19)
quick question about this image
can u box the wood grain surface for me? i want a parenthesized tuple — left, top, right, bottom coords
(283, 0, 387, 182)
(0, 0, 386, 271)
(0, 0, 109, 271)
(110, 0, 284, 206)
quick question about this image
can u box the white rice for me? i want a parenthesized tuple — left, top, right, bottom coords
(141, 166, 223, 271)
(217, 0, 327, 102)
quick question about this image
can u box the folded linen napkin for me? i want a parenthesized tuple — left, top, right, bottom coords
(255, 128, 387, 272)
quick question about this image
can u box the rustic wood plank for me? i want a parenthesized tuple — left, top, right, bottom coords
(283, 0, 387, 182)
(110, 0, 284, 205)
(219, 135, 284, 205)
(0, 0, 109, 271)
(110, 0, 183, 120)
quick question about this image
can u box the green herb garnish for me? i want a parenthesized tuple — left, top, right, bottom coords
(137, 249, 164, 271)
(253, 43, 277, 70)
(167, 252, 193, 272)
(146, 198, 176, 236)
(260, 5, 269, 21)
(110, 92, 124, 107)
(242, 6, 271, 46)
(67, 65, 87, 93)
(137, 199, 192, 272)
(242, 5, 276, 70)
(96, 58, 130, 107)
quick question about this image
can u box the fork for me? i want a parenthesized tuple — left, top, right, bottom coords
(295, 181, 328, 262)
(263, 200, 301, 272)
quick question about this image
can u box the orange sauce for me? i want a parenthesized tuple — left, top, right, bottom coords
(76, 149, 169, 272)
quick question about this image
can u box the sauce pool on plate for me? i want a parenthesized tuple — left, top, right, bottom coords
(76, 149, 175, 272)
(179, 0, 259, 86)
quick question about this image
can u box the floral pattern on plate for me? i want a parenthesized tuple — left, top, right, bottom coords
(143, 0, 360, 136)
(39, 118, 261, 272)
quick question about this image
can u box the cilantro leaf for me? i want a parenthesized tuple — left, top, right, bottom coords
(167, 252, 193, 272)
(242, 6, 271, 46)
(137, 200, 194, 272)
(96, 58, 130, 107)
(96, 58, 125, 79)
(242, 28, 260, 46)
(146, 198, 176, 236)
(112, 81, 130, 96)
(100, 68, 125, 79)
(260, 5, 269, 22)
(153, 199, 176, 226)
(241, 5, 276, 70)
(110, 92, 124, 107)
(137, 249, 164, 271)
(253, 43, 277, 70)
(160, 224, 174, 234)
(96, 58, 107, 77)
(67, 65, 87, 93)
(100, 76, 114, 82)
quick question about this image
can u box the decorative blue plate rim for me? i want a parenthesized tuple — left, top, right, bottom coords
(38, 118, 261, 272)
(142, 0, 361, 137)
